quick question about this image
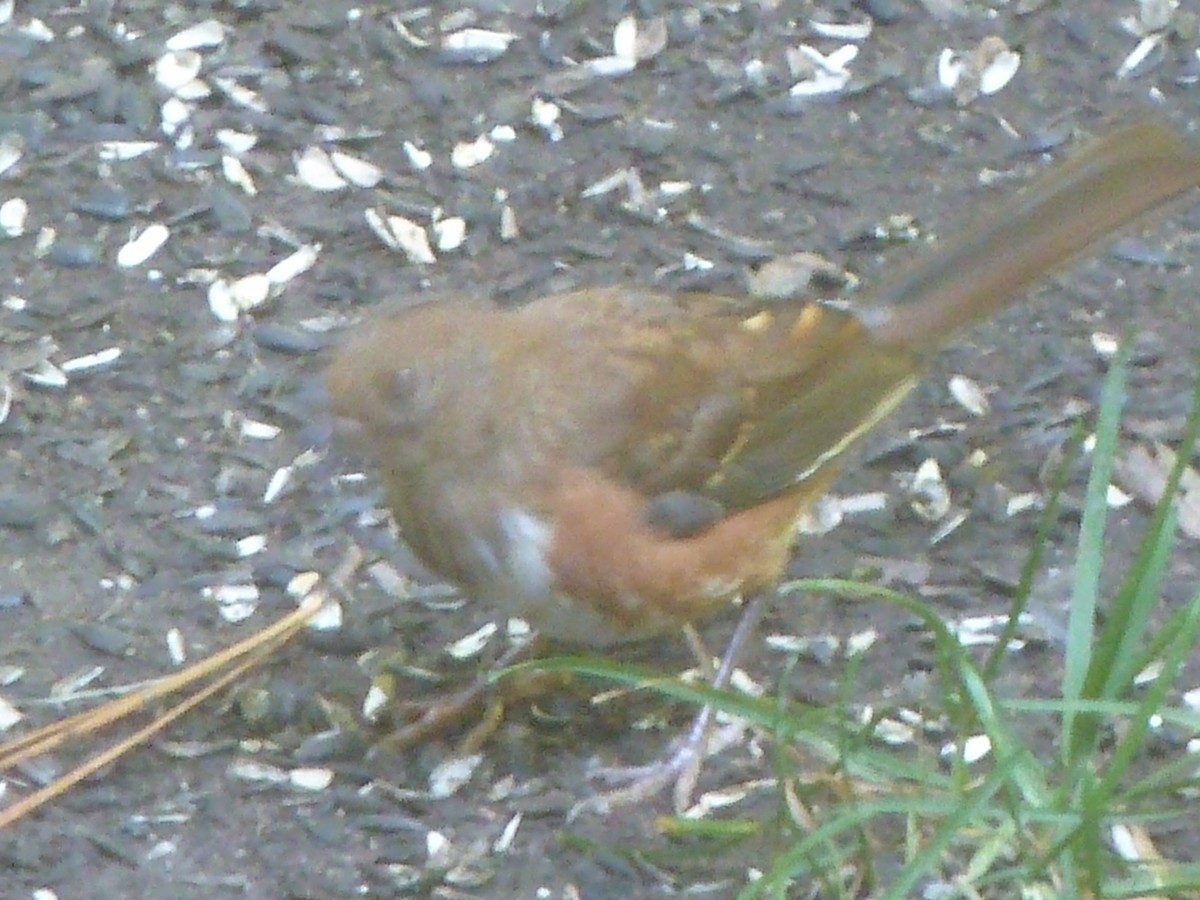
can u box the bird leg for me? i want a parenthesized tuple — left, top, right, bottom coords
(371, 634, 582, 756)
(575, 590, 771, 817)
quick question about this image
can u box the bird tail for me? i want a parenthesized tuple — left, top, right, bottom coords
(868, 118, 1200, 351)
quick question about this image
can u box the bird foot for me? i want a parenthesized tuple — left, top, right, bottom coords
(371, 636, 569, 756)
(574, 738, 706, 818)
(572, 702, 753, 818)
(373, 678, 495, 754)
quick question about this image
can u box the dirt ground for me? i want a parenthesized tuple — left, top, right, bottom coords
(2, 1, 1200, 898)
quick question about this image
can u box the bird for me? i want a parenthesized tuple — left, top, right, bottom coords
(325, 117, 1200, 810)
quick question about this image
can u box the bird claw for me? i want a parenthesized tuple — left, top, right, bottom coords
(372, 680, 492, 754)
(572, 737, 706, 819)
(372, 637, 556, 755)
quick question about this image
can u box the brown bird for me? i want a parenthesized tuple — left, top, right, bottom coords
(326, 118, 1200, 809)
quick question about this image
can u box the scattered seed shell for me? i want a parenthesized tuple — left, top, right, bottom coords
(583, 55, 637, 79)
(330, 150, 383, 188)
(155, 50, 203, 93)
(726, 669, 762, 701)
(493, 813, 522, 853)
(846, 629, 878, 655)
(612, 15, 639, 60)
(117, 223, 170, 267)
(212, 76, 267, 113)
(166, 627, 186, 665)
(266, 244, 320, 285)
(974, 39, 1021, 95)
(0, 695, 23, 731)
(908, 458, 951, 522)
(684, 783, 756, 820)
(505, 618, 533, 642)
(1006, 492, 1042, 517)
(487, 125, 514, 146)
(51, 665, 105, 697)
(206, 583, 260, 619)
(809, 19, 873, 41)
(445, 622, 497, 660)
(362, 682, 390, 722)
(365, 210, 436, 264)
(22, 359, 68, 389)
(838, 492, 889, 515)
(208, 272, 271, 320)
(611, 15, 667, 63)
(426, 830, 451, 862)
(61, 347, 121, 373)
(1135, 659, 1163, 685)
(765, 633, 839, 658)
(1107, 484, 1133, 508)
(0, 133, 24, 176)
(174, 79, 211, 103)
(943, 734, 992, 764)
(582, 168, 631, 199)
(239, 419, 279, 441)
(429, 753, 483, 798)
(263, 466, 292, 504)
(1118, 34, 1164, 79)
(788, 44, 857, 97)
(403, 141, 433, 171)
(948, 374, 989, 416)
(631, 16, 668, 62)
(940, 37, 1021, 104)
(0, 197, 27, 236)
(306, 597, 342, 632)
(451, 135, 495, 170)
(207, 282, 239, 322)
(228, 759, 288, 784)
(286, 570, 321, 600)
(433, 216, 466, 252)
(1110, 823, 1161, 867)
(796, 494, 843, 535)
(439, 28, 517, 64)
(952, 614, 1025, 648)
(235, 534, 267, 557)
(217, 601, 257, 624)
(530, 97, 563, 141)
(99, 140, 159, 161)
(166, 19, 226, 51)
(222, 155, 257, 195)
(499, 202, 518, 240)
(217, 129, 257, 154)
(873, 718, 915, 745)
(289, 767, 334, 791)
(928, 509, 968, 545)
(937, 51, 962, 92)
(147, 841, 175, 861)
(295, 146, 348, 191)
(160, 96, 192, 135)
(1092, 331, 1120, 358)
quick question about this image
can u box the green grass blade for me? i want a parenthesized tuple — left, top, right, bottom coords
(1062, 345, 1129, 760)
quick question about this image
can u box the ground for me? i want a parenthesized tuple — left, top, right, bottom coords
(2, 1, 1200, 898)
